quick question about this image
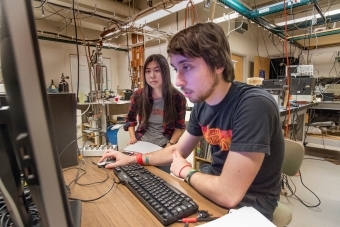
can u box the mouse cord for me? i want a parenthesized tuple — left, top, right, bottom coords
(69, 178, 118, 202)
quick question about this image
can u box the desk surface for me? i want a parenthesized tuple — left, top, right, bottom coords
(313, 101, 340, 110)
(63, 157, 228, 227)
(279, 103, 316, 116)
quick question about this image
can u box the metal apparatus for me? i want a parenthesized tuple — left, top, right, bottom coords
(58, 73, 69, 92)
(87, 43, 108, 133)
(90, 44, 108, 101)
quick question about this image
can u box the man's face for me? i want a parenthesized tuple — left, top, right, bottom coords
(170, 54, 218, 103)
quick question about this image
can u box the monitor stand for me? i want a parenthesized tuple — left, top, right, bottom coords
(69, 200, 82, 227)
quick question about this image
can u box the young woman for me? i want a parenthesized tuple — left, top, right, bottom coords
(123, 54, 187, 173)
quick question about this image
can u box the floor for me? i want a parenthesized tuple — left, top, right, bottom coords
(187, 145, 340, 227)
(280, 146, 340, 227)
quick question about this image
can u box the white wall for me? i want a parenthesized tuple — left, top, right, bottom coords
(38, 40, 123, 93)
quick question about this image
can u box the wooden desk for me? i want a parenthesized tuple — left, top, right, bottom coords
(63, 157, 228, 227)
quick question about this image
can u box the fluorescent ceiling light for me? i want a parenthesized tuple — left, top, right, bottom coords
(168, 0, 204, 13)
(135, 0, 204, 25)
(212, 12, 239, 23)
(275, 8, 340, 26)
(101, 29, 121, 38)
(135, 10, 171, 24)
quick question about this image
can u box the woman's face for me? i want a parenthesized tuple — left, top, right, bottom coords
(145, 61, 163, 89)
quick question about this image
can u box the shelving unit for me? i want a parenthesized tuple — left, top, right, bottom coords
(193, 138, 212, 170)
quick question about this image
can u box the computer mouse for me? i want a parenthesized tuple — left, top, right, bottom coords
(97, 158, 116, 168)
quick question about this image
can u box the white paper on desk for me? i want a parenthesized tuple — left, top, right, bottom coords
(197, 207, 275, 227)
(123, 141, 162, 154)
(108, 124, 124, 130)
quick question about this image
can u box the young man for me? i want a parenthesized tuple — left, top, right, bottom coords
(100, 22, 284, 221)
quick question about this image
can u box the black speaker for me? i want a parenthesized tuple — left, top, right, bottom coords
(48, 93, 78, 168)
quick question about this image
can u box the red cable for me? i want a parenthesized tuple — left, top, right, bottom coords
(283, 0, 291, 138)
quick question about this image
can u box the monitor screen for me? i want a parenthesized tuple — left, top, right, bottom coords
(0, 0, 80, 226)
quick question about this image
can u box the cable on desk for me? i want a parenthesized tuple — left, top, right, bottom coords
(67, 160, 86, 188)
(65, 161, 117, 202)
(73, 164, 110, 186)
(63, 167, 87, 187)
(68, 178, 118, 202)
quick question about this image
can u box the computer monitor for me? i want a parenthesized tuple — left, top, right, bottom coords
(0, 1, 80, 226)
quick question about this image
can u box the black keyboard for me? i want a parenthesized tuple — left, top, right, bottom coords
(113, 164, 199, 226)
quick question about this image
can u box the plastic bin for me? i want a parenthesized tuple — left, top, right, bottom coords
(106, 126, 119, 145)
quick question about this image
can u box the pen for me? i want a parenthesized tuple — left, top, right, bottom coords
(178, 217, 220, 223)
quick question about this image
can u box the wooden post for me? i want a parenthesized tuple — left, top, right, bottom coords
(131, 34, 145, 89)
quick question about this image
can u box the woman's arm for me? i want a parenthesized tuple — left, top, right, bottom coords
(166, 128, 185, 146)
(123, 90, 140, 131)
(127, 126, 137, 144)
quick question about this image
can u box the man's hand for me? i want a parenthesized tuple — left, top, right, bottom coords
(99, 149, 135, 168)
(170, 151, 192, 178)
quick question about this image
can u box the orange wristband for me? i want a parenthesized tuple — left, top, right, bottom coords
(136, 153, 143, 165)
(178, 164, 191, 178)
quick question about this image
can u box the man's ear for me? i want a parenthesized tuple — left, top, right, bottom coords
(215, 67, 224, 75)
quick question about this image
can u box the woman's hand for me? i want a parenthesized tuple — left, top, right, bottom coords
(128, 137, 137, 144)
(99, 149, 135, 168)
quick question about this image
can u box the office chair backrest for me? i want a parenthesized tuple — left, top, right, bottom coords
(282, 139, 305, 176)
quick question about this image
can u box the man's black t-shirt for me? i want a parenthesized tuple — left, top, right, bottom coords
(187, 82, 284, 220)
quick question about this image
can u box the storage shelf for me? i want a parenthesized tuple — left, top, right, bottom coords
(195, 156, 211, 163)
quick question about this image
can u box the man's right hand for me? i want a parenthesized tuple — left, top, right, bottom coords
(99, 150, 136, 168)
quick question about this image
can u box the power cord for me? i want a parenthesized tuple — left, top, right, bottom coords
(283, 170, 321, 208)
(68, 178, 118, 202)
(65, 162, 119, 202)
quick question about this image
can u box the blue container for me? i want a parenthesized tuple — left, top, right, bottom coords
(259, 69, 265, 79)
(106, 126, 119, 145)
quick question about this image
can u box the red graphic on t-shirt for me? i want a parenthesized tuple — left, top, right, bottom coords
(152, 109, 164, 116)
(201, 126, 232, 151)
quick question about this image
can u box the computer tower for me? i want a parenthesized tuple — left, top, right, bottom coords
(47, 93, 78, 168)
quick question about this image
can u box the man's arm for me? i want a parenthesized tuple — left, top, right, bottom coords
(147, 131, 200, 165)
(173, 150, 264, 208)
(101, 130, 200, 168)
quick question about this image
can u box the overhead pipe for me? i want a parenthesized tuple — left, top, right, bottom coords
(254, 0, 319, 18)
(287, 28, 340, 41)
(274, 14, 340, 31)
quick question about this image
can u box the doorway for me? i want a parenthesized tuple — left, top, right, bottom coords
(231, 54, 244, 82)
